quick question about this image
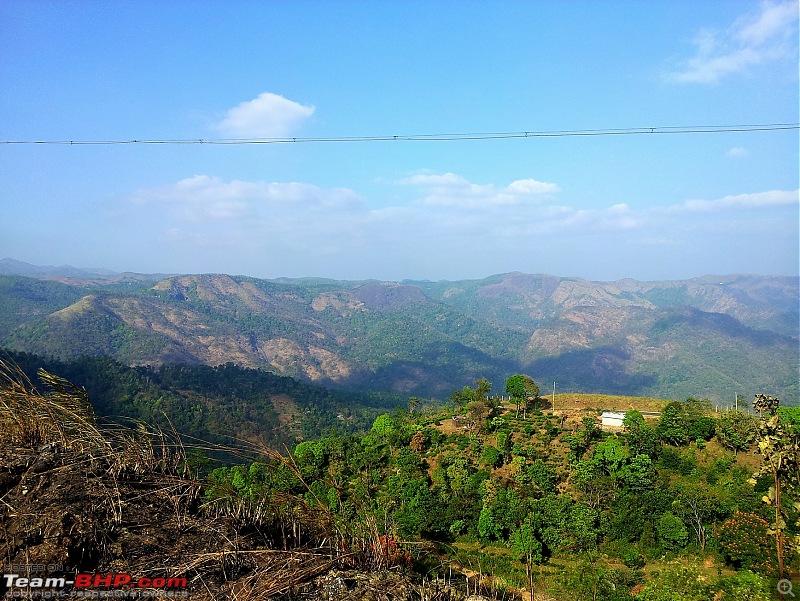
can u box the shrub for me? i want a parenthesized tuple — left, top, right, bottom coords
(656, 512, 688, 552)
(619, 543, 646, 569)
(481, 445, 503, 467)
(717, 511, 778, 576)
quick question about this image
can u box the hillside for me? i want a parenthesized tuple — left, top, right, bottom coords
(3, 351, 393, 454)
(2, 359, 793, 601)
(0, 366, 477, 601)
(0, 268, 797, 402)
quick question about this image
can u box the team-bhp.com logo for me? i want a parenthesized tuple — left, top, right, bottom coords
(3, 570, 188, 598)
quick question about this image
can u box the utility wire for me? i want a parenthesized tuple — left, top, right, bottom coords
(1, 123, 797, 146)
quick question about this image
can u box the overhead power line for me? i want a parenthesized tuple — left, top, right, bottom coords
(1, 123, 797, 146)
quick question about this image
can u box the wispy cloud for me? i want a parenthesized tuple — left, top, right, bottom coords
(666, 1, 798, 84)
(726, 146, 750, 158)
(682, 189, 799, 212)
(401, 171, 560, 208)
(129, 175, 361, 222)
(214, 92, 314, 138)
(120, 173, 798, 279)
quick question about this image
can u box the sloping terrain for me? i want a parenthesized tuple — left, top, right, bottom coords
(0, 269, 797, 402)
(0, 367, 476, 601)
(3, 352, 388, 453)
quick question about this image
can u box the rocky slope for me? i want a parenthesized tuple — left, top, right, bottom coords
(1, 269, 797, 402)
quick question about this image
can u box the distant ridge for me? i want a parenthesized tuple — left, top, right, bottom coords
(0, 260, 797, 403)
(0, 258, 116, 279)
(0, 258, 172, 283)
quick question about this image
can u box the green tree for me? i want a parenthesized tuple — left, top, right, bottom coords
(716, 410, 757, 454)
(687, 415, 716, 441)
(623, 409, 660, 458)
(506, 374, 540, 418)
(506, 374, 526, 418)
(657, 402, 688, 445)
(481, 444, 503, 467)
(592, 436, 630, 479)
(371, 413, 397, 437)
(656, 511, 688, 552)
(671, 481, 722, 550)
(450, 385, 476, 407)
(466, 400, 489, 433)
(475, 378, 491, 403)
(510, 513, 543, 600)
(564, 503, 603, 601)
(565, 415, 601, 461)
(522, 375, 541, 416)
(527, 459, 558, 495)
(620, 454, 654, 492)
(496, 430, 512, 457)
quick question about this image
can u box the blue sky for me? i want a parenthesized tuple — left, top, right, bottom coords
(1, 0, 798, 282)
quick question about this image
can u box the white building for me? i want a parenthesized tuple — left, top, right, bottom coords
(601, 411, 627, 428)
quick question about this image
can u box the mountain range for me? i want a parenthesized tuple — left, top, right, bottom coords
(1, 259, 797, 403)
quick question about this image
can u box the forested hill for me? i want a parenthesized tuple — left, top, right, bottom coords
(3, 351, 391, 451)
(0, 268, 797, 402)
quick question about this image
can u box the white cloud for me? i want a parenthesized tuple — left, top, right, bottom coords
(507, 179, 562, 195)
(726, 146, 750, 158)
(402, 171, 561, 208)
(120, 173, 798, 280)
(214, 92, 314, 138)
(666, 1, 798, 83)
(403, 172, 470, 187)
(129, 175, 361, 222)
(737, 0, 799, 45)
(683, 189, 799, 212)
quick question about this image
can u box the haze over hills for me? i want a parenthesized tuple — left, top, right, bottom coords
(0, 259, 797, 403)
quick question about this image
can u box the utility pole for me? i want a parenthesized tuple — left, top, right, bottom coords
(553, 381, 556, 411)
(735, 393, 738, 412)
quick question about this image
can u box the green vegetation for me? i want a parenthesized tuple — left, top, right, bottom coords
(2, 340, 797, 599)
(204, 380, 799, 599)
(2, 350, 395, 455)
(0, 272, 797, 402)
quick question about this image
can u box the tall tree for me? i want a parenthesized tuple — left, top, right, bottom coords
(506, 374, 526, 418)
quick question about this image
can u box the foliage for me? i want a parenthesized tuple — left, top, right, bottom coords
(716, 410, 757, 453)
(712, 570, 772, 601)
(618, 543, 645, 569)
(748, 393, 800, 580)
(635, 561, 772, 601)
(3, 351, 383, 453)
(505, 373, 540, 416)
(656, 511, 688, 552)
(671, 480, 724, 550)
(633, 561, 709, 601)
(371, 414, 397, 437)
(5, 351, 796, 595)
(623, 409, 660, 458)
(717, 511, 777, 575)
(656, 402, 689, 445)
(481, 444, 503, 467)
(564, 415, 601, 461)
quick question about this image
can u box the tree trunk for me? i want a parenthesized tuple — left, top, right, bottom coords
(776, 469, 784, 580)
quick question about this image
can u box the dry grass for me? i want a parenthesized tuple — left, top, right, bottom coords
(0, 357, 501, 599)
(548, 392, 669, 413)
(0, 357, 191, 479)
